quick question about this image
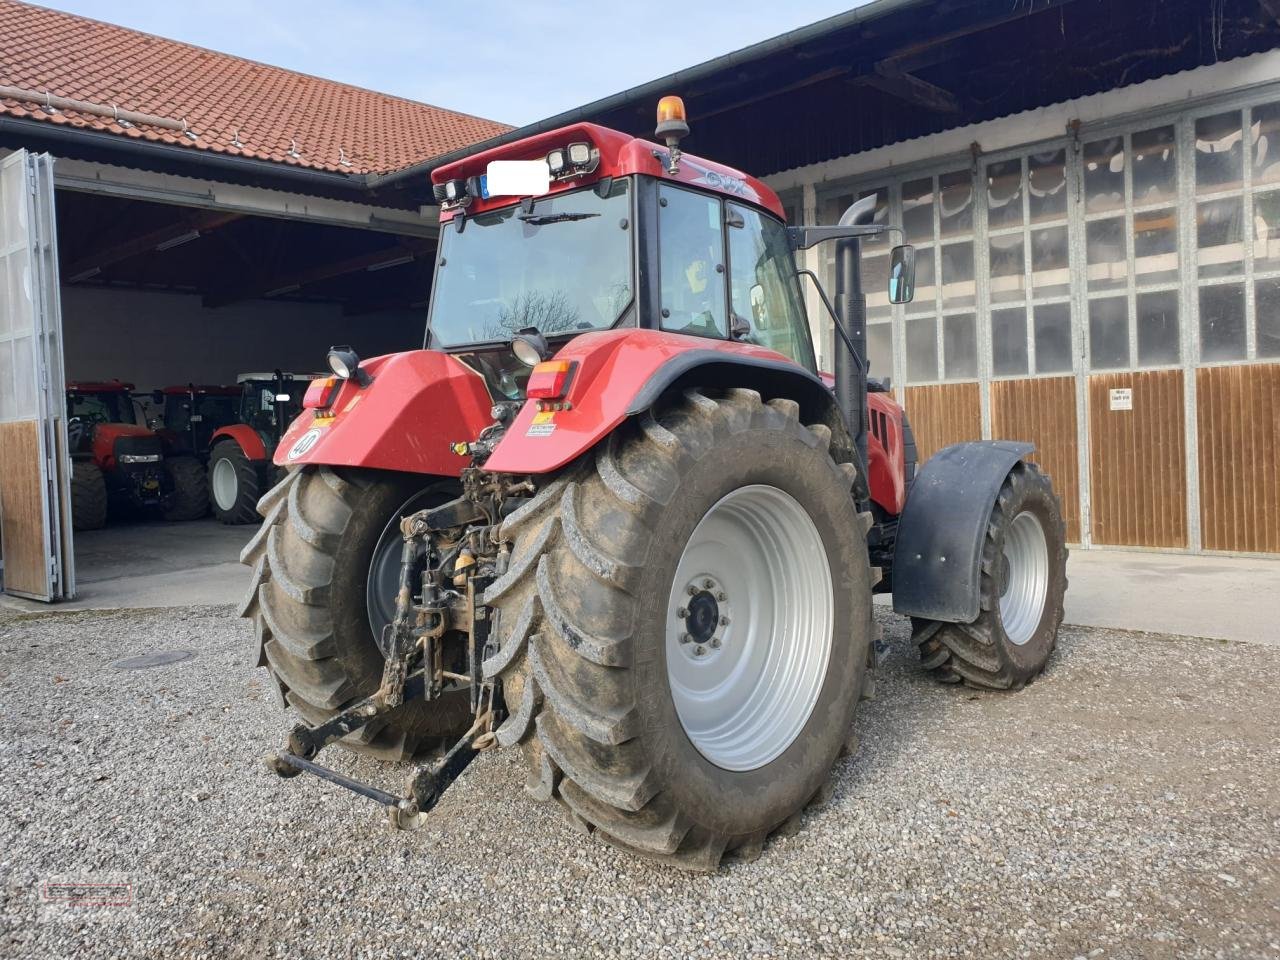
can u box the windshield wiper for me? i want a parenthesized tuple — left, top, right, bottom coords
(517, 212, 600, 225)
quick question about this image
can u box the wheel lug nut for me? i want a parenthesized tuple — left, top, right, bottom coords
(717, 592, 727, 602)
(702, 579, 714, 589)
(679, 633, 690, 644)
(688, 585, 697, 596)
(677, 607, 687, 618)
(719, 615, 729, 626)
(711, 638, 721, 649)
(695, 645, 705, 656)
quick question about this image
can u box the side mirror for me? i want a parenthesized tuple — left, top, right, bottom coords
(888, 244, 916, 304)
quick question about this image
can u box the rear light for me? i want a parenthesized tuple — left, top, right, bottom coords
(303, 377, 339, 410)
(526, 360, 576, 400)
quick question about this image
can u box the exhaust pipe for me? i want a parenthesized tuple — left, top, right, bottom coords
(834, 195, 877, 485)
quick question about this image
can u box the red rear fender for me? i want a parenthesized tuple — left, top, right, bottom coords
(485, 329, 829, 475)
(274, 350, 493, 476)
(211, 424, 268, 461)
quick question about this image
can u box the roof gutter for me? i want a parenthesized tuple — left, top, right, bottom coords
(0, 114, 371, 193)
(367, 0, 929, 190)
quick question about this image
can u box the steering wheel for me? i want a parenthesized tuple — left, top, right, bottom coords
(67, 416, 86, 450)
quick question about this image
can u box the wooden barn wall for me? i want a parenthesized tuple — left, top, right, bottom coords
(903, 383, 982, 463)
(1087, 370, 1187, 548)
(990, 376, 1082, 543)
(1196, 363, 1280, 554)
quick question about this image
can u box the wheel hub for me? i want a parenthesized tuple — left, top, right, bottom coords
(675, 577, 729, 659)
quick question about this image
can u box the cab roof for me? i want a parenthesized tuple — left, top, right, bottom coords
(68, 379, 133, 393)
(431, 122, 784, 220)
(159, 384, 241, 396)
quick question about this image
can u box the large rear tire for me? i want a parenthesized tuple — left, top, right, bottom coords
(239, 467, 472, 760)
(209, 441, 262, 525)
(162, 456, 209, 521)
(70, 461, 108, 531)
(485, 388, 873, 870)
(912, 461, 1068, 689)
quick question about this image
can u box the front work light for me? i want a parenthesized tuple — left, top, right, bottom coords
(327, 345, 371, 386)
(567, 142, 591, 166)
(547, 149, 566, 174)
(511, 328, 550, 367)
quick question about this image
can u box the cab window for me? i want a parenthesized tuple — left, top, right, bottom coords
(727, 203, 817, 372)
(658, 184, 728, 338)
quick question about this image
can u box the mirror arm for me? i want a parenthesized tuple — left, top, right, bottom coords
(796, 269, 866, 379)
(788, 223, 889, 251)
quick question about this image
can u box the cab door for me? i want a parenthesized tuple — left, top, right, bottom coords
(0, 150, 74, 601)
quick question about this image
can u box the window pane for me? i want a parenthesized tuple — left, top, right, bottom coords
(1131, 126, 1177, 204)
(906, 247, 936, 315)
(1196, 111, 1244, 194)
(1086, 217, 1128, 291)
(989, 233, 1026, 304)
(1031, 225, 1070, 298)
(1033, 303, 1073, 373)
(1197, 197, 1244, 278)
(986, 158, 1023, 229)
(867, 322, 894, 382)
(905, 316, 938, 383)
(1253, 191, 1280, 270)
(902, 177, 935, 244)
(658, 184, 727, 337)
(1257, 277, 1280, 357)
(941, 241, 974, 307)
(726, 203, 817, 371)
(1252, 102, 1280, 185)
(944, 313, 978, 380)
(1083, 137, 1125, 213)
(1028, 148, 1067, 222)
(1089, 297, 1129, 369)
(992, 308, 1029, 376)
(1198, 283, 1246, 361)
(1136, 291, 1180, 367)
(1133, 207, 1179, 286)
(938, 169, 973, 237)
(864, 249, 891, 319)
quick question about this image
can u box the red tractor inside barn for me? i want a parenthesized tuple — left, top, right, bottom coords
(66, 380, 206, 530)
(242, 99, 1067, 869)
(207, 370, 322, 524)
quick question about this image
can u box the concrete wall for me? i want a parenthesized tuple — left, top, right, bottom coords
(61, 285, 423, 389)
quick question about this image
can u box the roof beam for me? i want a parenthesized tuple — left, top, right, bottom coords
(64, 209, 241, 282)
(877, 0, 1079, 74)
(856, 63, 960, 114)
(204, 241, 431, 309)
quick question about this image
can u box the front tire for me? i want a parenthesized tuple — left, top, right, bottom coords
(162, 456, 208, 521)
(912, 461, 1068, 689)
(239, 467, 472, 760)
(485, 388, 873, 870)
(209, 441, 261, 525)
(70, 461, 108, 531)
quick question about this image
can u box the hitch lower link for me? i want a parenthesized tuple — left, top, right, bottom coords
(266, 499, 503, 830)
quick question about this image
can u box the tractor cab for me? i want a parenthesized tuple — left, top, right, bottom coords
(65, 380, 139, 452)
(423, 119, 834, 402)
(158, 384, 241, 457)
(235, 371, 321, 449)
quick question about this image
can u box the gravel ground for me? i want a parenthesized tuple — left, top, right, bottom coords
(0, 604, 1277, 960)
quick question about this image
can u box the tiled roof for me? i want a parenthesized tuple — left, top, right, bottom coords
(0, 0, 511, 175)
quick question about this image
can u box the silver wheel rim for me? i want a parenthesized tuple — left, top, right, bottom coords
(666, 484, 833, 772)
(999, 510, 1049, 645)
(211, 458, 238, 511)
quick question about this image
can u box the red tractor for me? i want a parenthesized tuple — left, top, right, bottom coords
(66, 380, 207, 530)
(208, 371, 322, 524)
(242, 99, 1067, 870)
(156, 383, 243, 460)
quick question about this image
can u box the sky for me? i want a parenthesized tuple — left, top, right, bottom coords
(43, 1, 868, 127)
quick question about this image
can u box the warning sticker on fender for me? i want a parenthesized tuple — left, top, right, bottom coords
(526, 422, 556, 437)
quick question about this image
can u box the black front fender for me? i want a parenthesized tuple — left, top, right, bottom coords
(891, 440, 1034, 623)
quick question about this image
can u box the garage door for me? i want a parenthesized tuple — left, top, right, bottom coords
(0, 150, 74, 601)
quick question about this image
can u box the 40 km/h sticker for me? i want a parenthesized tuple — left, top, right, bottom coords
(287, 428, 323, 459)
